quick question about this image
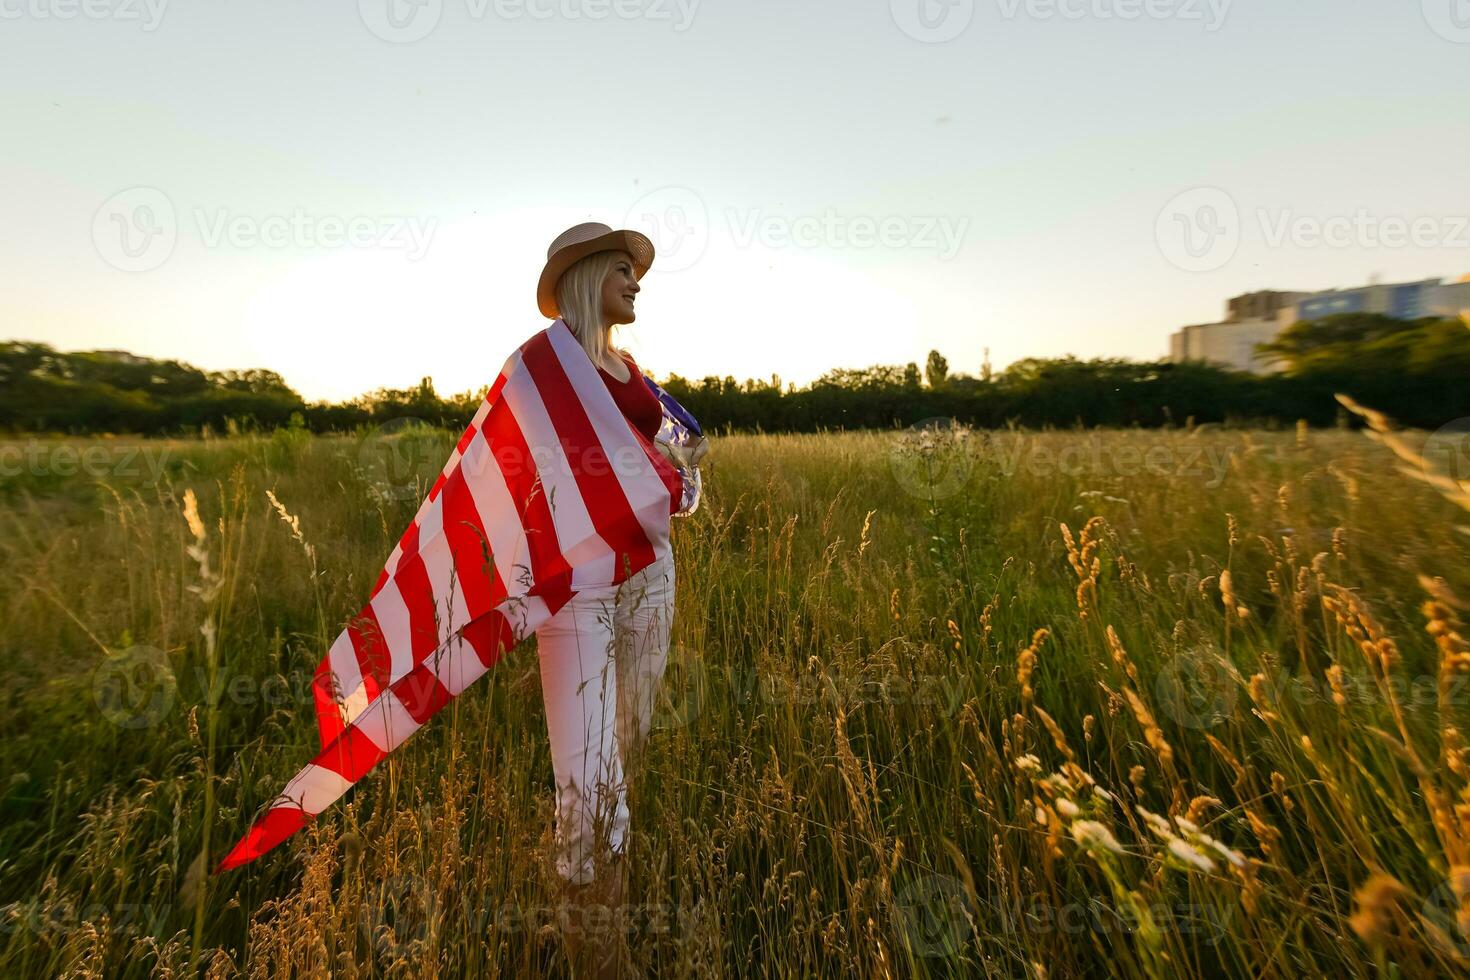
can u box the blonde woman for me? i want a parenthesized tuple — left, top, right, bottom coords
(532, 222, 709, 977)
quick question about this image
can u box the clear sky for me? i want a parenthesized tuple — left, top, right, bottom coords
(3, 1, 1468, 401)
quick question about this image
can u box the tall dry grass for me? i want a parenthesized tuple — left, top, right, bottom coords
(1, 417, 1468, 977)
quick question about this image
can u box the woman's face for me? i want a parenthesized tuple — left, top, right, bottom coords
(600, 251, 640, 326)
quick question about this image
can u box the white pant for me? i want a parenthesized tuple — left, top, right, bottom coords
(534, 551, 676, 884)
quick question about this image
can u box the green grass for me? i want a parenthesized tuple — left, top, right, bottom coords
(2, 422, 1468, 978)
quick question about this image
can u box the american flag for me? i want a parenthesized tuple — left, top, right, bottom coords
(215, 318, 698, 872)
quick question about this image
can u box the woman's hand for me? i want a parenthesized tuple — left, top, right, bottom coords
(653, 436, 709, 469)
(652, 439, 682, 468)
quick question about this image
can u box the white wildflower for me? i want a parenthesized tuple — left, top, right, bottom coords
(1167, 838, 1217, 873)
(1198, 833, 1246, 869)
(1135, 806, 1174, 839)
(1056, 799, 1081, 819)
(1071, 820, 1125, 855)
(1015, 754, 1042, 773)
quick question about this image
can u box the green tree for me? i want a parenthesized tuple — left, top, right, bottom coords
(1258, 313, 1416, 367)
(924, 350, 949, 388)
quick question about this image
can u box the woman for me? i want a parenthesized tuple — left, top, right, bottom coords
(531, 221, 709, 977)
(212, 223, 708, 904)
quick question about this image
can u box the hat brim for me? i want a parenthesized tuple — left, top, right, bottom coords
(537, 229, 655, 320)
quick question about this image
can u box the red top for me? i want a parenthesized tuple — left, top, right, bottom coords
(598, 351, 663, 442)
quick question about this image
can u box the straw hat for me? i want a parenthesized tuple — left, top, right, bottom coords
(536, 221, 655, 319)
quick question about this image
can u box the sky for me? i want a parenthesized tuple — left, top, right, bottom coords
(3, 0, 1468, 402)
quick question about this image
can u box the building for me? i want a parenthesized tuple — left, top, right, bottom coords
(1169, 277, 1470, 373)
(1287, 276, 1470, 325)
(1228, 290, 1304, 323)
(1168, 290, 1304, 374)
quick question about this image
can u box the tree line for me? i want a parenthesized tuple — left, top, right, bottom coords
(2, 313, 1464, 437)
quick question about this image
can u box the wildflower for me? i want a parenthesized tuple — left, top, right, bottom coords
(1325, 665, 1349, 708)
(1056, 799, 1080, 819)
(1072, 768, 1096, 786)
(1071, 820, 1125, 856)
(1135, 806, 1173, 839)
(1348, 874, 1408, 945)
(182, 488, 206, 540)
(1184, 795, 1221, 825)
(1167, 838, 1217, 873)
(1219, 570, 1236, 609)
(1199, 835, 1246, 869)
(1015, 754, 1042, 773)
(1123, 688, 1174, 765)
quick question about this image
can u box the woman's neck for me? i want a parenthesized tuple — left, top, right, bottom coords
(600, 348, 630, 382)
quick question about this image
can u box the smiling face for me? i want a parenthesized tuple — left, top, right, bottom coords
(600, 250, 641, 327)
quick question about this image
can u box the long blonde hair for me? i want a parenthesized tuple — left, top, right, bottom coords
(554, 249, 629, 368)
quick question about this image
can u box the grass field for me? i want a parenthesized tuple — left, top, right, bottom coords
(2, 419, 1468, 978)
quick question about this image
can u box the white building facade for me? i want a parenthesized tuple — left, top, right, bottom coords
(1169, 276, 1470, 373)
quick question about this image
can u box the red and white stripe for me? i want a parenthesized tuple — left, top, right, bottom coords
(216, 319, 683, 872)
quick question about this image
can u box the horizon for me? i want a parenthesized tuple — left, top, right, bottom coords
(4, 3, 1469, 401)
(4, 311, 1287, 404)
